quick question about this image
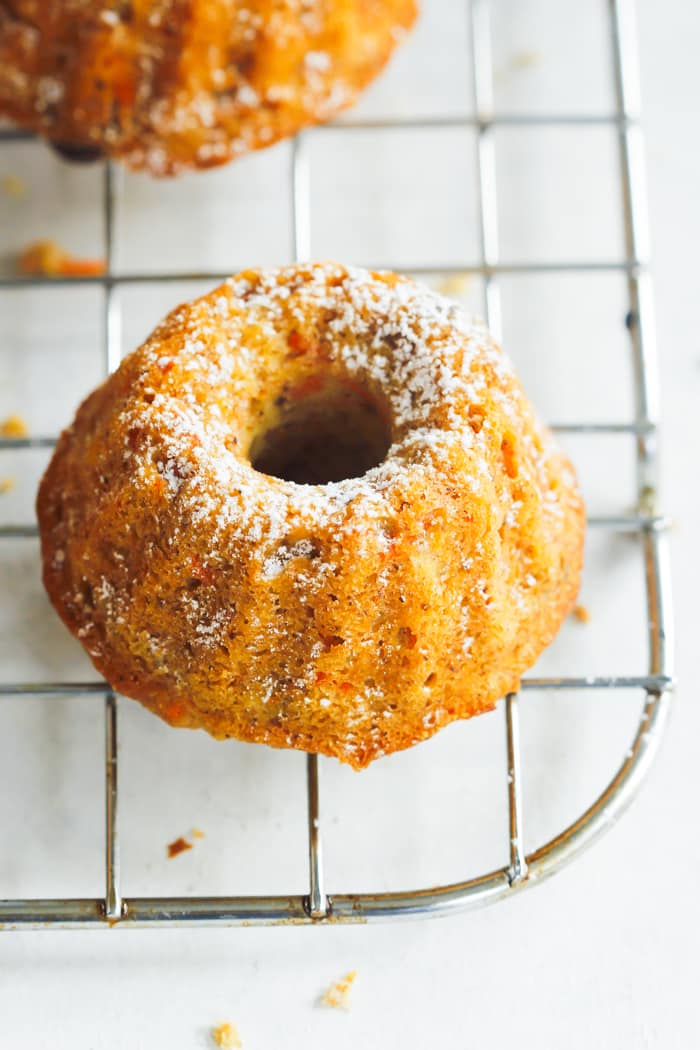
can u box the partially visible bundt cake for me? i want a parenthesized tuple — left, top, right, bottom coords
(0, 0, 417, 175)
(37, 263, 585, 768)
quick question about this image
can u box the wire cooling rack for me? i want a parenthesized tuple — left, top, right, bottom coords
(0, 0, 673, 928)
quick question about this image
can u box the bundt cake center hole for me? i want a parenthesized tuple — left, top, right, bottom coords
(249, 379, 391, 485)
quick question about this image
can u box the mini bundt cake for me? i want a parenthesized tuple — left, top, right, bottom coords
(37, 263, 585, 768)
(0, 0, 416, 175)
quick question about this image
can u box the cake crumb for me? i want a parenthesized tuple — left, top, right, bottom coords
(211, 1022, 242, 1049)
(167, 828, 204, 855)
(572, 604, 590, 624)
(0, 478, 15, 495)
(18, 239, 105, 277)
(509, 48, 541, 71)
(166, 836, 193, 858)
(320, 970, 357, 1010)
(435, 272, 473, 300)
(1, 173, 26, 199)
(496, 48, 542, 84)
(1, 414, 28, 438)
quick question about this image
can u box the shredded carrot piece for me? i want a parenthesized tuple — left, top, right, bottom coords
(19, 239, 105, 278)
(55, 255, 106, 277)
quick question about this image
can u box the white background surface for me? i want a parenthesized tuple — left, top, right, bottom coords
(0, 1, 697, 1046)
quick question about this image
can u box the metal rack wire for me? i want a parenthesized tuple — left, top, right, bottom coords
(0, 0, 673, 928)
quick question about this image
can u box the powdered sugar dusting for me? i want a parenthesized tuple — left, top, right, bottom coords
(106, 263, 555, 672)
(262, 538, 319, 580)
(42, 262, 584, 769)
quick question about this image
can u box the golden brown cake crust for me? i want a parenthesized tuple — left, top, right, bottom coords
(37, 263, 585, 768)
(0, 0, 416, 175)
